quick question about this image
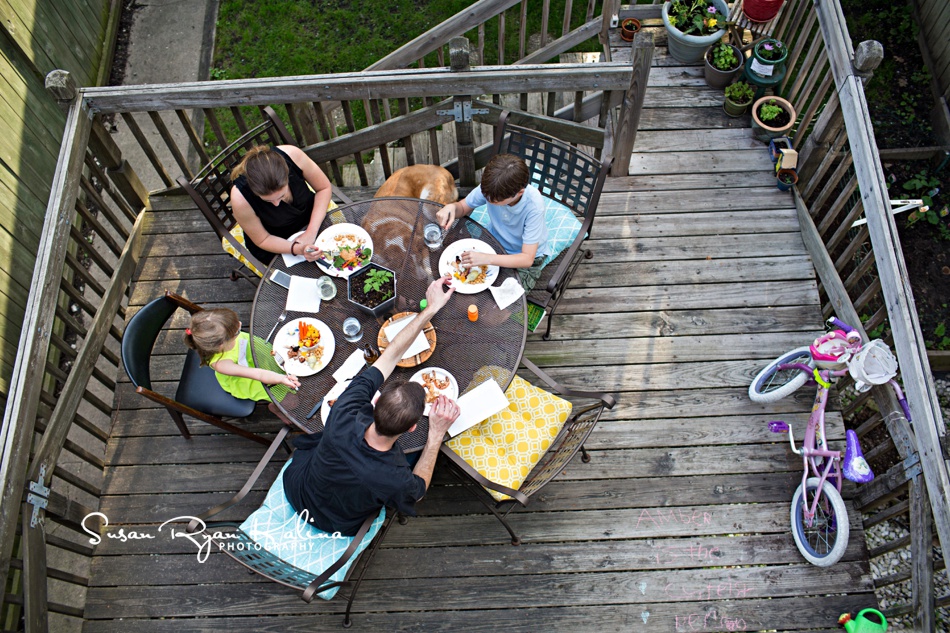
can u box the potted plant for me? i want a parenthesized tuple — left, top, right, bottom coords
(768, 136, 792, 163)
(723, 81, 754, 116)
(620, 18, 641, 42)
(751, 95, 796, 141)
(742, 0, 785, 22)
(662, 0, 730, 64)
(748, 38, 788, 79)
(348, 263, 397, 318)
(776, 168, 798, 191)
(704, 41, 744, 89)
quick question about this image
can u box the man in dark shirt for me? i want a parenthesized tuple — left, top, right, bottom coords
(283, 275, 460, 535)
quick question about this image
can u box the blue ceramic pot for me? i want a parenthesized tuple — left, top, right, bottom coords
(662, 0, 730, 64)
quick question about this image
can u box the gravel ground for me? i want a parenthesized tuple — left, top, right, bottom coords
(863, 376, 949, 630)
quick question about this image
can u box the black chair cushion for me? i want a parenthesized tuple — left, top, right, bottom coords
(176, 349, 257, 419)
(122, 296, 179, 390)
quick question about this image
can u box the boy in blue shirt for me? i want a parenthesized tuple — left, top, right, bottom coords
(436, 154, 548, 291)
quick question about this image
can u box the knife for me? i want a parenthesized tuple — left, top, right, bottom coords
(305, 396, 324, 419)
(304, 246, 332, 271)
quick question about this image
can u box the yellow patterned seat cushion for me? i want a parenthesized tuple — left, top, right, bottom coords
(446, 375, 572, 501)
(221, 200, 338, 278)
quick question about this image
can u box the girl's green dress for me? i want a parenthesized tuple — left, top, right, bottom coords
(209, 332, 290, 402)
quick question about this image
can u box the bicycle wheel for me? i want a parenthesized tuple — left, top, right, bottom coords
(748, 346, 813, 403)
(790, 477, 849, 566)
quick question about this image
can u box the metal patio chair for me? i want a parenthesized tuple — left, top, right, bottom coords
(121, 291, 269, 446)
(177, 106, 352, 284)
(186, 427, 396, 628)
(441, 356, 616, 544)
(489, 110, 610, 340)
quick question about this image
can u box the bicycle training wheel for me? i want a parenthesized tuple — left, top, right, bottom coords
(790, 477, 849, 567)
(748, 346, 813, 403)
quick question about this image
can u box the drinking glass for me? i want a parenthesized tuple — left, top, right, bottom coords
(342, 316, 362, 343)
(423, 223, 443, 250)
(317, 276, 337, 301)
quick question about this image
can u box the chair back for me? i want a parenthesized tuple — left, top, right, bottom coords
(493, 111, 610, 237)
(121, 295, 180, 390)
(179, 107, 295, 240)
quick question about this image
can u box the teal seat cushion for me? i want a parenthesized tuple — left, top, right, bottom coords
(469, 196, 582, 267)
(239, 462, 385, 600)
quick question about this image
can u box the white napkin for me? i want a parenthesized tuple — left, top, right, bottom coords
(447, 379, 510, 437)
(332, 350, 366, 383)
(489, 277, 525, 310)
(383, 315, 430, 360)
(281, 230, 314, 268)
(285, 276, 321, 313)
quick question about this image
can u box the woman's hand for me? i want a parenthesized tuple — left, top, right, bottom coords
(460, 250, 492, 267)
(302, 245, 324, 263)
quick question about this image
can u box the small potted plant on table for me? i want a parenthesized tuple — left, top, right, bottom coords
(723, 81, 754, 116)
(705, 41, 744, 89)
(751, 95, 796, 142)
(748, 38, 788, 80)
(348, 264, 397, 319)
(620, 18, 641, 42)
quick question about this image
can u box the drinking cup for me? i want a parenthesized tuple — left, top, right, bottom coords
(423, 223, 443, 250)
(342, 316, 362, 343)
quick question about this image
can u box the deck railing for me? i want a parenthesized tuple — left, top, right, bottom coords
(776, 0, 948, 627)
(0, 72, 147, 631)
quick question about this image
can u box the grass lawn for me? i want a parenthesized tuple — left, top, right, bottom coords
(208, 0, 601, 153)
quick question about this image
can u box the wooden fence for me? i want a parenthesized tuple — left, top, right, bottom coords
(776, 0, 949, 628)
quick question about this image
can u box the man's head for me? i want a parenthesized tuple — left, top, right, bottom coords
(481, 153, 529, 204)
(373, 381, 426, 437)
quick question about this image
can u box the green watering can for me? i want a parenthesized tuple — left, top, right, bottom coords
(838, 609, 887, 633)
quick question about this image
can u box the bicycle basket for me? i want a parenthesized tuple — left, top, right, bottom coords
(848, 340, 898, 392)
(809, 331, 855, 369)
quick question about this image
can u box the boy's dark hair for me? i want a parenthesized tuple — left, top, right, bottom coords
(373, 381, 425, 437)
(480, 154, 529, 202)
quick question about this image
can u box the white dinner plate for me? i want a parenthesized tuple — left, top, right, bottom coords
(274, 317, 335, 377)
(314, 223, 374, 278)
(438, 238, 499, 294)
(321, 379, 380, 425)
(409, 367, 459, 416)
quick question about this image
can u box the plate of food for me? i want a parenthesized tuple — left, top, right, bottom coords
(438, 238, 499, 294)
(273, 317, 335, 377)
(321, 379, 381, 425)
(409, 367, 459, 416)
(314, 223, 374, 278)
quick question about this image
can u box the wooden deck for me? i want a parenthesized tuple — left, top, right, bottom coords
(83, 31, 877, 632)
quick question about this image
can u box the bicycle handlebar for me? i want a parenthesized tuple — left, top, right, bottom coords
(827, 316, 856, 334)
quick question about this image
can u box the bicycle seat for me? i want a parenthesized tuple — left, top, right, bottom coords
(842, 429, 874, 484)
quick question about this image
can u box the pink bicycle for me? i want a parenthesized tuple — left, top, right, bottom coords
(749, 317, 911, 566)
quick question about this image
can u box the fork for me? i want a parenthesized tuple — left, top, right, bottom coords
(266, 312, 287, 342)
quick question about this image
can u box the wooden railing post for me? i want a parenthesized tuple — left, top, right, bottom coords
(798, 40, 881, 186)
(450, 37, 478, 187)
(610, 30, 653, 176)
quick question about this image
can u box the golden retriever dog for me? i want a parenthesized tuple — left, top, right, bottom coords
(366, 165, 458, 283)
(374, 164, 458, 205)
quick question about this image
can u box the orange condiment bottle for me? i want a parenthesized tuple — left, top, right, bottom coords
(467, 304, 479, 322)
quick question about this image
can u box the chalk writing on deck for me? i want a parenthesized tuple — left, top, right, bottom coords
(674, 608, 747, 632)
(653, 541, 722, 565)
(636, 508, 713, 529)
(664, 579, 753, 601)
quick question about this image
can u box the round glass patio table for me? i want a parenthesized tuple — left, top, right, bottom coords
(250, 197, 528, 451)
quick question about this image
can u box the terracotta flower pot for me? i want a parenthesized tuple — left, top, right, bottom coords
(620, 18, 641, 42)
(742, 0, 785, 22)
(751, 95, 796, 142)
(776, 168, 798, 191)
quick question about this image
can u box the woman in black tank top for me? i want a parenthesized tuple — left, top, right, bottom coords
(230, 145, 333, 265)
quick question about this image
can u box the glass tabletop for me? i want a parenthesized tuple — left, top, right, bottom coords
(250, 196, 528, 451)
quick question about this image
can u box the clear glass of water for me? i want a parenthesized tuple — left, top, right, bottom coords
(317, 276, 336, 301)
(342, 316, 362, 343)
(423, 223, 443, 250)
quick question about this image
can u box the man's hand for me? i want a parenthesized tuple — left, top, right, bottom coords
(427, 395, 460, 439)
(424, 274, 455, 313)
(436, 203, 457, 230)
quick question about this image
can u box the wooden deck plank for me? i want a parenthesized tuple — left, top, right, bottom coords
(88, 40, 877, 630)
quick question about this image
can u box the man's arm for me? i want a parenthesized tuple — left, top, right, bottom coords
(372, 275, 454, 381)
(412, 395, 460, 489)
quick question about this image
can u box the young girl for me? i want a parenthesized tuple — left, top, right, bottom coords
(184, 308, 300, 402)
